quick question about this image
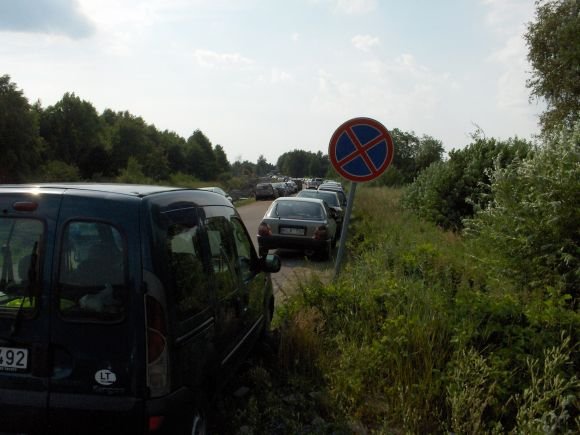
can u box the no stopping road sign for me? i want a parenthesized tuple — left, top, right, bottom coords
(328, 117, 394, 182)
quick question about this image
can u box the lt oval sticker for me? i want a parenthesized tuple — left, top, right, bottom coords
(95, 369, 117, 386)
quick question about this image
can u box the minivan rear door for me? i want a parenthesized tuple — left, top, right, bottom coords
(0, 188, 61, 433)
(47, 192, 144, 432)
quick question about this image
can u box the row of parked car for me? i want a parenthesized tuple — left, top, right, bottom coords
(255, 180, 299, 200)
(257, 180, 347, 260)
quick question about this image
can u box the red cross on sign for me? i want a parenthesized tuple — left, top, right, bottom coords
(328, 117, 394, 182)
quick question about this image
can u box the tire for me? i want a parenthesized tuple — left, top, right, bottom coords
(318, 241, 332, 261)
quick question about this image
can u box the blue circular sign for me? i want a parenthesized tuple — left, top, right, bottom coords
(329, 117, 394, 182)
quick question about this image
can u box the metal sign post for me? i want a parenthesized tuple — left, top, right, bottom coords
(328, 117, 394, 278)
(333, 181, 357, 280)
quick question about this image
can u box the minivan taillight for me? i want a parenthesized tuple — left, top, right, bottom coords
(146, 295, 169, 396)
(148, 416, 165, 432)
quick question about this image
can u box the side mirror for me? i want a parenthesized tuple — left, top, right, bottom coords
(261, 254, 281, 273)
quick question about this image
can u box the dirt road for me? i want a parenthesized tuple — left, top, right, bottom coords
(237, 199, 334, 306)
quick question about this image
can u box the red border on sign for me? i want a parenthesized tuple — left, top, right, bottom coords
(328, 117, 394, 182)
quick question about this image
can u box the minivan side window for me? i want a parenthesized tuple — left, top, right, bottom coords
(58, 221, 126, 322)
(204, 216, 237, 298)
(166, 216, 209, 319)
(0, 218, 43, 316)
(230, 217, 255, 282)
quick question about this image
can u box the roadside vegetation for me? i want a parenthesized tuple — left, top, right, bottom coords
(213, 147, 578, 432)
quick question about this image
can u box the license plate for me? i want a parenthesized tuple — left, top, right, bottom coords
(280, 227, 305, 236)
(0, 346, 28, 372)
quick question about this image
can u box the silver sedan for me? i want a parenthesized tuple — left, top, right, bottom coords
(257, 197, 338, 260)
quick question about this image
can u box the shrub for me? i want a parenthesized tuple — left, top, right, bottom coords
(464, 122, 580, 299)
(402, 135, 532, 230)
(116, 157, 155, 184)
(36, 160, 81, 182)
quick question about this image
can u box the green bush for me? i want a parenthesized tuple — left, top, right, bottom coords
(36, 160, 81, 182)
(115, 157, 155, 184)
(465, 122, 580, 300)
(402, 135, 532, 230)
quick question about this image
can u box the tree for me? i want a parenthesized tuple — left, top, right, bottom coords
(188, 130, 217, 181)
(0, 75, 41, 182)
(214, 144, 231, 174)
(415, 135, 444, 172)
(389, 128, 420, 182)
(256, 155, 272, 177)
(525, 0, 580, 131)
(39, 92, 106, 179)
(108, 112, 157, 177)
(277, 149, 328, 177)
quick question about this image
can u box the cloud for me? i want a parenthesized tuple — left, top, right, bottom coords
(270, 68, 293, 84)
(193, 49, 253, 69)
(488, 34, 530, 110)
(0, 0, 94, 38)
(310, 0, 377, 15)
(310, 53, 458, 127)
(351, 34, 379, 52)
(333, 0, 377, 15)
(482, 0, 535, 111)
(481, 0, 533, 37)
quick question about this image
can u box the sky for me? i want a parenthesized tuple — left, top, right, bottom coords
(0, 0, 543, 164)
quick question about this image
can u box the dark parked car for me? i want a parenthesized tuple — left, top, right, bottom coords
(296, 189, 344, 237)
(257, 197, 337, 260)
(318, 183, 347, 206)
(0, 184, 280, 434)
(290, 178, 303, 191)
(272, 182, 289, 197)
(255, 182, 278, 200)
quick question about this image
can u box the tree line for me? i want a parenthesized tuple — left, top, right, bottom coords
(0, 77, 233, 184)
(1, 73, 450, 187)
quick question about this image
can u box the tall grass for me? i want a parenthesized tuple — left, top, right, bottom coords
(276, 186, 579, 433)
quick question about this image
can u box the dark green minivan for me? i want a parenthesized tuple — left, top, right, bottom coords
(0, 184, 280, 434)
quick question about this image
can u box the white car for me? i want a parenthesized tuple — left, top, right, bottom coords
(199, 186, 233, 203)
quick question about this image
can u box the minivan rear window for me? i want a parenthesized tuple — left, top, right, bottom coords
(0, 218, 43, 316)
(58, 221, 127, 322)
